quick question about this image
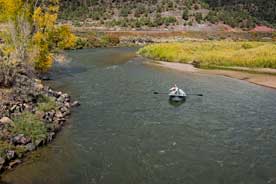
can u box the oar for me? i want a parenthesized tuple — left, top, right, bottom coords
(153, 91, 203, 96)
(188, 93, 203, 96)
(153, 91, 167, 95)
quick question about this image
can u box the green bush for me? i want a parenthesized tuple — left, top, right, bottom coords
(100, 35, 120, 46)
(241, 43, 254, 49)
(11, 112, 47, 143)
(134, 4, 146, 17)
(120, 7, 130, 17)
(195, 12, 203, 23)
(37, 95, 57, 112)
(0, 141, 27, 158)
(162, 16, 177, 26)
(0, 61, 17, 88)
(182, 8, 189, 20)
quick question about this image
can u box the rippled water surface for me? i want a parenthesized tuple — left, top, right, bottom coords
(2, 48, 276, 184)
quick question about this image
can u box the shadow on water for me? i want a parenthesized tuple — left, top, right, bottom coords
(168, 99, 186, 107)
(49, 62, 88, 80)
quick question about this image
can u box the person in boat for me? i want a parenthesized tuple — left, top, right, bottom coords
(169, 84, 186, 96)
(169, 84, 179, 95)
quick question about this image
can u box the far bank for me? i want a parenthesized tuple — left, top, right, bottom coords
(139, 41, 276, 89)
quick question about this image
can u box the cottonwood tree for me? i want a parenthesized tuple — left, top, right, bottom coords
(0, 0, 76, 72)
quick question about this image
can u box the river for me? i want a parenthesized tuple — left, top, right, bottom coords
(2, 47, 276, 184)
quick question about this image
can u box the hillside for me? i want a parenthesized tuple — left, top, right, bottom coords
(60, 0, 276, 30)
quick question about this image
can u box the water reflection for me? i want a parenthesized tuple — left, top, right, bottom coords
(168, 99, 186, 107)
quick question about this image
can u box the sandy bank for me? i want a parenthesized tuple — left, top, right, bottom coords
(147, 61, 276, 89)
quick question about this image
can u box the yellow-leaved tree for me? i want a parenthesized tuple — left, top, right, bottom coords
(0, 0, 76, 72)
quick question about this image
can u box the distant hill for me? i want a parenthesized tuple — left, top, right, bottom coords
(59, 0, 276, 30)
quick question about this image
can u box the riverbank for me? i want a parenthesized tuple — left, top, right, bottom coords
(0, 63, 79, 175)
(70, 30, 276, 49)
(146, 60, 276, 89)
(138, 42, 276, 68)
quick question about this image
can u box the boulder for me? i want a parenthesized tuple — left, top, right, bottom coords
(34, 83, 44, 91)
(26, 143, 36, 151)
(64, 102, 71, 108)
(8, 159, 21, 169)
(55, 111, 63, 119)
(0, 117, 13, 124)
(71, 101, 80, 107)
(0, 157, 5, 165)
(47, 132, 55, 143)
(23, 103, 32, 111)
(6, 150, 15, 160)
(44, 110, 56, 123)
(35, 139, 44, 147)
(12, 134, 31, 145)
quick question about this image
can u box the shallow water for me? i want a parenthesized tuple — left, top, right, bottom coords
(2, 47, 276, 184)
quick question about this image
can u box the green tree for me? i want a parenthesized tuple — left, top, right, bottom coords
(182, 8, 189, 20)
(195, 12, 203, 23)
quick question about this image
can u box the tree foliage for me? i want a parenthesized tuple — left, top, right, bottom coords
(203, 0, 276, 27)
(0, 0, 76, 72)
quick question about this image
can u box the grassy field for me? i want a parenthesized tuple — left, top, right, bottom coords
(138, 41, 276, 68)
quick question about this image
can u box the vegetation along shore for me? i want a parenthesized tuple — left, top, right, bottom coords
(0, 0, 276, 178)
(139, 41, 276, 89)
(0, 0, 79, 174)
(138, 41, 276, 69)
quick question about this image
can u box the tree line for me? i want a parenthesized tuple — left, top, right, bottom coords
(203, 0, 276, 26)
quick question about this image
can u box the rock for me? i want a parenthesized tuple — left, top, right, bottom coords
(41, 75, 51, 81)
(12, 134, 31, 145)
(57, 91, 63, 96)
(57, 93, 70, 103)
(10, 104, 23, 113)
(57, 96, 65, 103)
(0, 157, 5, 165)
(60, 106, 68, 113)
(26, 143, 36, 151)
(8, 159, 21, 169)
(55, 111, 63, 118)
(10, 105, 17, 112)
(12, 135, 22, 145)
(44, 110, 56, 123)
(34, 79, 42, 84)
(47, 132, 55, 143)
(71, 101, 80, 107)
(62, 93, 69, 99)
(34, 83, 44, 91)
(23, 103, 32, 111)
(0, 117, 13, 124)
(61, 107, 70, 116)
(35, 139, 44, 147)
(64, 102, 71, 108)
(6, 150, 15, 160)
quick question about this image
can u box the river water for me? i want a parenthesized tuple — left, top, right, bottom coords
(2, 48, 276, 184)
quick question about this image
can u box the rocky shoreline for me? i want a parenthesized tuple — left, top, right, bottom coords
(0, 65, 79, 174)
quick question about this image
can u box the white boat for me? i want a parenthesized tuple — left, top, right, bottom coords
(169, 85, 187, 101)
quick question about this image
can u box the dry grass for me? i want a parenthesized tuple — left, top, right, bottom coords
(138, 41, 276, 68)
